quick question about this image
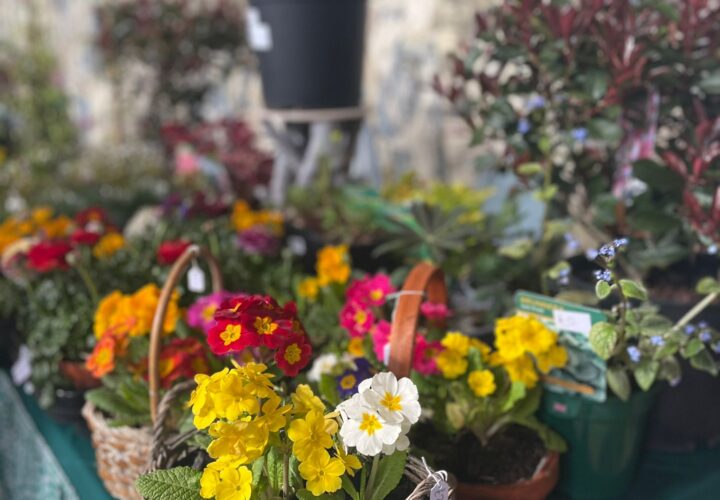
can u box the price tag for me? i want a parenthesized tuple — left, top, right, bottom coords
(188, 263, 206, 293)
(430, 480, 450, 500)
(552, 310, 592, 336)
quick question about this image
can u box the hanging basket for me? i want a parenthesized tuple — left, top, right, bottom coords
(387, 262, 557, 500)
(83, 245, 223, 499)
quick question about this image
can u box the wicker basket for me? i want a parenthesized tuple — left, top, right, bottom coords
(83, 245, 223, 499)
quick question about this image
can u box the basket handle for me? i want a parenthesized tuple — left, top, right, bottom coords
(148, 244, 223, 423)
(388, 262, 447, 378)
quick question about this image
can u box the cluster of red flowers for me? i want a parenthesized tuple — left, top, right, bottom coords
(156, 239, 192, 265)
(26, 207, 117, 273)
(207, 294, 312, 376)
(157, 338, 209, 388)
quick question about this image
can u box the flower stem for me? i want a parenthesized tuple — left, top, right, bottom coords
(672, 292, 719, 332)
(365, 454, 380, 500)
(74, 261, 99, 304)
(282, 448, 290, 499)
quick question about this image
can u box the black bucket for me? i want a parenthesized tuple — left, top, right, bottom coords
(248, 0, 366, 109)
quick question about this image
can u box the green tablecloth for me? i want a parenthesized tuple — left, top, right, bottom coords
(0, 371, 112, 500)
(3, 367, 720, 500)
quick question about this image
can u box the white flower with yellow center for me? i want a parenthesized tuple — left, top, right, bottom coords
(358, 372, 421, 425)
(338, 393, 401, 457)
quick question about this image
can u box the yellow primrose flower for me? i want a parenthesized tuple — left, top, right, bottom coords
(297, 277, 320, 301)
(234, 362, 275, 398)
(521, 317, 558, 356)
(503, 354, 539, 388)
(31, 207, 53, 224)
(495, 329, 525, 362)
(436, 349, 468, 379)
(207, 420, 269, 464)
(290, 384, 325, 415)
(199, 458, 253, 500)
(287, 410, 337, 461)
(316, 245, 351, 286)
(189, 369, 229, 429)
(336, 446, 362, 477)
(298, 449, 345, 497)
(467, 369, 496, 397)
(93, 233, 125, 259)
(347, 337, 365, 357)
(93, 291, 125, 338)
(212, 370, 260, 421)
(40, 215, 73, 239)
(536, 345, 569, 374)
(255, 394, 292, 433)
(470, 339, 492, 359)
(441, 332, 471, 356)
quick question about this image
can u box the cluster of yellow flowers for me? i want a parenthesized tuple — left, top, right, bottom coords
(230, 200, 283, 235)
(0, 207, 73, 255)
(93, 284, 180, 339)
(92, 233, 126, 259)
(436, 332, 496, 397)
(435, 315, 568, 394)
(489, 314, 568, 388)
(189, 363, 361, 500)
(297, 245, 351, 301)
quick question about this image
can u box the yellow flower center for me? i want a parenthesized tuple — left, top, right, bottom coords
(220, 324, 242, 346)
(354, 310, 367, 325)
(381, 392, 403, 412)
(359, 413, 383, 436)
(340, 374, 357, 390)
(284, 343, 302, 364)
(202, 304, 217, 321)
(370, 289, 383, 301)
(254, 316, 279, 335)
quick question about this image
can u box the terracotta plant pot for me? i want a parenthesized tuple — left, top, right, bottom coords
(454, 452, 560, 500)
(59, 360, 102, 390)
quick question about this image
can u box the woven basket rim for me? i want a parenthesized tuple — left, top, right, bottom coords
(81, 401, 153, 439)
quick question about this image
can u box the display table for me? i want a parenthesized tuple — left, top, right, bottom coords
(0, 371, 112, 500)
(3, 367, 720, 500)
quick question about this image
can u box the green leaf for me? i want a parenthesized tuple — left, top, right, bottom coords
(696, 277, 720, 295)
(699, 70, 720, 94)
(533, 184, 559, 203)
(500, 381, 527, 412)
(445, 402, 465, 430)
(588, 118, 622, 144)
(589, 322, 618, 360)
(633, 159, 684, 194)
(690, 349, 719, 376)
(85, 387, 148, 423)
(266, 447, 283, 491)
(369, 452, 408, 500)
(619, 279, 648, 301)
(607, 367, 631, 401)
(342, 475, 360, 500)
(682, 338, 704, 358)
(252, 456, 265, 488)
(319, 374, 340, 407)
(135, 467, 202, 500)
(634, 360, 659, 391)
(470, 126, 485, 146)
(296, 489, 345, 500)
(498, 238, 534, 259)
(595, 281, 612, 300)
(517, 162, 543, 176)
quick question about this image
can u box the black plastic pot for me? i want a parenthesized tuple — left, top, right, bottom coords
(248, 0, 367, 109)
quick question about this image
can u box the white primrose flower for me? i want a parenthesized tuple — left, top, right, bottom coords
(381, 419, 411, 455)
(359, 372, 421, 425)
(307, 353, 340, 382)
(338, 393, 402, 456)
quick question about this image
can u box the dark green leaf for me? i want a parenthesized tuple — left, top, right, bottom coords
(690, 349, 719, 376)
(607, 367, 631, 401)
(634, 360, 659, 391)
(369, 452, 408, 500)
(135, 467, 202, 500)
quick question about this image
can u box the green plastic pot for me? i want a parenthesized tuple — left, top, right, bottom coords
(540, 389, 657, 499)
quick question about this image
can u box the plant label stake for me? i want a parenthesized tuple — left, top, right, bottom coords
(188, 261, 206, 293)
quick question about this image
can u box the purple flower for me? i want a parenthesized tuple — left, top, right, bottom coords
(613, 238, 629, 248)
(571, 128, 588, 143)
(700, 331, 712, 343)
(236, 227, 280, 256)
(684, 324, 696, 336)
(336, 358, 372, 397)
(708, 244, 718, 255)
(698, 321, 709, 329)
(594, 269, 613, 283)
(599, 244, 616, 258)
(627, 346, 641, 363)
(650, 335, 665, 347)
(527, 95, 546, 111)
(586, 249, 599, 260)
(713, 342, 720, 354)
(517, 118, 531, 135)
(669, 377, 681, 387)
(564, 232, 580, 252)
(187, 291, 233, 334)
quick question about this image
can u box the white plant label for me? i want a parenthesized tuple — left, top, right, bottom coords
(11, 345, 32, 385)
(188, 264, 206, 293)
(430, 480, 450, 500)
(553, 309, 592, 336)
(246, 8, 273, 52)
(288, 236, 307, 256)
